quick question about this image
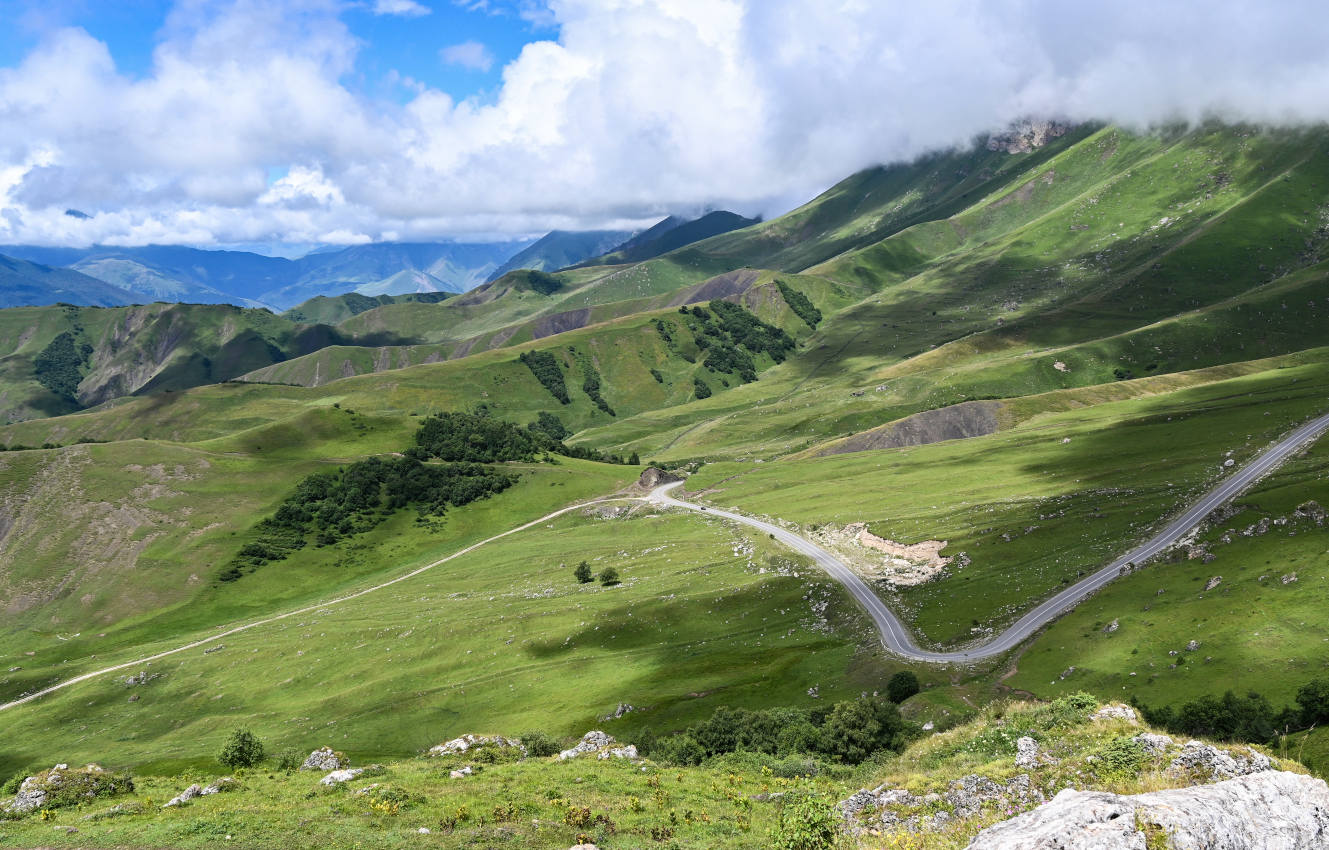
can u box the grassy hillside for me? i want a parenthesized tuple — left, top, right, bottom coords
(0, 696, 1309, 850)
(282, 292, 451, 325)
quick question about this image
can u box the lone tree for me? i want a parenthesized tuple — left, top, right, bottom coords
(218, 728, 265, 768)
(599, 566, 620, 586)
(886, 670, 921, 704)
(574, 561, 594, 583)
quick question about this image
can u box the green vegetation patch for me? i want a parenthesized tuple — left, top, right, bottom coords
(219, 456, 516, 581)
(518, 349, 570, 404)
(33, 330, 92, 404)
(775, 280, 822, 329)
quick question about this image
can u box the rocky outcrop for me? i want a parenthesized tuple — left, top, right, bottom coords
(164, 777, 236, 806)
(636, 467, 683, 490)
(1015, 736, 1046, 769)
(965, 770, 1329, 849)
(428, 734, 526, 758)
(1168, 739, 1271, 781)
(163, 784, 202, 807)
(1091, 703, 1138, 723)
(300, 746, 348, 771)
(558, 730, 636, 760)
(841, 773, 1042, 832)
(3, 764, 133, 814)
(985, 120, 1072, 154)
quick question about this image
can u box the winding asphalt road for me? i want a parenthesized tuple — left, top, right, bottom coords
(649, 409, 1329, 663)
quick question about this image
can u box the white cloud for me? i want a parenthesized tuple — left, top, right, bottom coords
(372, 0, 431, 17)
(439, 40, 495, 72)
(3, 0, 1329, 247)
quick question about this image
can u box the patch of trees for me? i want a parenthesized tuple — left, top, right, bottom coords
(34, 331, 93, 404)
(776, 280, 822, 329)
(640, 695, 909, 766)
(1135, 676, 1329, 743)
(678, 300, 795, 386)
(413, 410, 551, 462)
(518, 350, 570, 404)
(693, 376, 712, 399)
(529, 411, 569, 442)
(219, 455, 516, 581)
(412, 409, 629, 466)
(510, 269, 563, 296)
(221, 409, 636, 581)
(573, 349, 615, 416)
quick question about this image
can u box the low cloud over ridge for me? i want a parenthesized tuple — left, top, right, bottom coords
(2, 0, 1327, 247)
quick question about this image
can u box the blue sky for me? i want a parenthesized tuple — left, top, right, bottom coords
(0, 0, 552, 104)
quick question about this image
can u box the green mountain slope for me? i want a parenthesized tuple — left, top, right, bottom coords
(282, 291, 452, 325)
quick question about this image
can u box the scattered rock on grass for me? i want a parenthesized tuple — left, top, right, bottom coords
(320, 769, 365, 786)
(449, 767, 473, 779)
(1205, 576, 1222, 591)
(1015, 737, 1046, 769)
(163, 785, 202, 807)
(428, 734, 526, 758)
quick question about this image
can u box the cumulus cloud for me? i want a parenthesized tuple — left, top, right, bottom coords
(439, 40, 495, 72)
(2, 0, 1329, 247)
(372, 0, 431, 16)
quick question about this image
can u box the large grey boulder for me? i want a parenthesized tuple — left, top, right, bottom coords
(559, 730, 615, 760)
(300, 746, 348, 771)
(428, 734, 526, 758)
(1168, 739, 1271, 781)
(319, 768, 365, 786)
(966, 770, 1329, 849)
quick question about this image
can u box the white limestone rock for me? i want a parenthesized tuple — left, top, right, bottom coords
(1091, 703, 1139, 724)
(965, 770, 1329, 849)
(559, 731, 615, 760)
(319, 768, 365, 786)
(300, 746, 348, 771)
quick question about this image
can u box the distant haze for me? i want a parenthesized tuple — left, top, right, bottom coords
(1, 0, 1327, 247)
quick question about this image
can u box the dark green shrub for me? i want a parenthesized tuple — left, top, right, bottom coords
(655, 735, 705, 765)
(693, 377, 712, 399)
(574, 561, 594, 583)
(1297, 678, 1329, 726)
(599, 566, 620, 586)
(219, 728, 265, 768)
(886, 671, 921, 704)
(818, 696, 906, 764)
(520, 731, 561, 758)
(275, 747, 304, 772)
(770, 794, 838, 850)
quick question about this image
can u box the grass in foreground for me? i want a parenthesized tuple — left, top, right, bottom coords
(0, 696, 1305, 849)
